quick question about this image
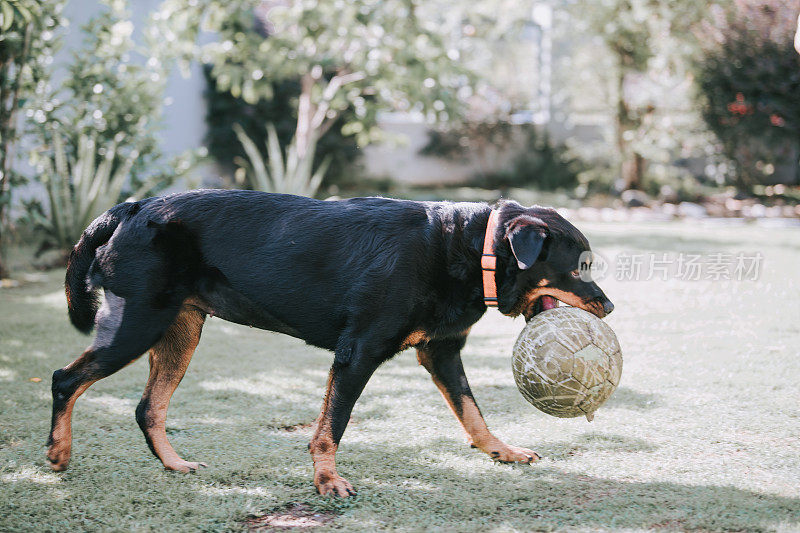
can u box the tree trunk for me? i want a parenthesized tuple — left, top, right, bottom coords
(0, 251, 8, 279)
(0, 56, 11, 280)
(621, 152, 644, 191)
(614, 63, 628, 189)
(614, 55, 643, 191)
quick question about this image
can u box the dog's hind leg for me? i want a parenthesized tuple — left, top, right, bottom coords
(135, 304, 205, 473)
(47, 292, 181, 471)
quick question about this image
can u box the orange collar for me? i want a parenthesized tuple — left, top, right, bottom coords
(481, 209, 500, 306)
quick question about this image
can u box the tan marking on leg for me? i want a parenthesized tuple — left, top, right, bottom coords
(417, 348, 433, 367)
(400, 329, 429, 350)
(139, 306, 205, 473)
(47, 371, 95, 471)
(309, 370, 355, 497)
(458, 396, 538, 463)
(417, 347, 539, 464)
(48, 332, 155, 471)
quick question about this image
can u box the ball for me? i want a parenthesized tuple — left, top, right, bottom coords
(512, 307, 622, 421)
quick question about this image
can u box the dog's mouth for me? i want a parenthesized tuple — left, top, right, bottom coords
(523, 294, 608, 321)
(523, 295, 559, 321)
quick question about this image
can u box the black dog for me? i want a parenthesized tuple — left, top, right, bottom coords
(47, 189, 613, 496)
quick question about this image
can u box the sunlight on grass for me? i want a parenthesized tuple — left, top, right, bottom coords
(1, 466, 63, 485)
(200, 485, 273, 497)
(82, 394, 137, 416)
(22, 290, 67, 309)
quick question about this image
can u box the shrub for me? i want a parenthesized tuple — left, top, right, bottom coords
(232, 123, 329, 197)
(423, 123, 584, 191)
(24, 1, 197, 258)
(24, 131, 140, 257)
(35, 1, 172, 194)
(695, 0, 800, 189)
(499, 128, 583, 191)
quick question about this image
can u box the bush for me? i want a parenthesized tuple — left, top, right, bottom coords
(24, 131, 138, 258)
(423, 123, 584, 191)
(232, 123, 329, 197)
(34, 2, 174, 194)
(695, 0, 800, 189)
(497, 128, 583, 191)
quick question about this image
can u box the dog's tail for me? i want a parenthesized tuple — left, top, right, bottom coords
(65, 202, 140, 334)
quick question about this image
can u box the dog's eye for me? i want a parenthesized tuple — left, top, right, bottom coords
(570, 269, 581, 279)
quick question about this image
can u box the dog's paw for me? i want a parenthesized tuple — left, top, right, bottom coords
(46, 446, 71, 471)
(164, 460, 207, 473)
(488, 444, 541, 464)
(315, 471, 357, 497)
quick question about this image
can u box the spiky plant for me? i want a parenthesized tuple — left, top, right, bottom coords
(233, 123, 330, 198)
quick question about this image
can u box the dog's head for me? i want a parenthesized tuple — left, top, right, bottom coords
(493, 202, 613, 321)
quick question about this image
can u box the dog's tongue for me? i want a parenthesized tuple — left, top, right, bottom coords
(541, 296, 558, 310)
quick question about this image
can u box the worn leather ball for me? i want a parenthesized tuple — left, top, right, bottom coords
(512, 307, 622, 421)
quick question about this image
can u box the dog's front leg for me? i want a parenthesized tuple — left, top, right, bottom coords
(417, 338, 540, 464)
(309, 353, 381, 497)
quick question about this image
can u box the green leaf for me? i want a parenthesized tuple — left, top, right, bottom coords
(233, 123, 271, 191)
(0, 2, 14, 32)
(15, 4, 32, 24)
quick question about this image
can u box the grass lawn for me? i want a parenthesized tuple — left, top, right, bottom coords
(1, 220, 799, 532)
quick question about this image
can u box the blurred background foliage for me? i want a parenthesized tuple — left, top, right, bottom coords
(695, 0, 800, 190)
(0, 0, 799, 275)
(0, 0, 64, 276)
(203, 66, 362, 188)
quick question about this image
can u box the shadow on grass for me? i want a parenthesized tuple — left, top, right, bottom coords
(271, 440, 800, 531)
(604, 387, 660, 411)
(538, 432, 658, 458)
(7, 382, 796, 533)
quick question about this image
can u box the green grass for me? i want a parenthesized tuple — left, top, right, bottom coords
(1, 221, 799, 532)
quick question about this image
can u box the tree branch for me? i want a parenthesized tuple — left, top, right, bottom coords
(310, 71, 365, 131)
(316, 115, 338, 138)
(295, 72, 316, 159)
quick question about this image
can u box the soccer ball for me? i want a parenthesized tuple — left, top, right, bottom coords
(512, 307, 622, 421)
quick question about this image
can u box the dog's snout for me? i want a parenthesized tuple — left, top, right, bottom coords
(602, 299, 614, 316)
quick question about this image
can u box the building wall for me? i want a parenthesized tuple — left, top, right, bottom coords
(362, 121, 479, 185)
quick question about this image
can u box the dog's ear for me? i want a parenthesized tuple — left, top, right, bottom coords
(507, 216, 547, 270)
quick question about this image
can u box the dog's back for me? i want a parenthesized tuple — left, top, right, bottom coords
(82, 189, 473, 350)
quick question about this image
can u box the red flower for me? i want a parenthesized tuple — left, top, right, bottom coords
(769, 114, 785, 127)
(727, 94, 753, 115)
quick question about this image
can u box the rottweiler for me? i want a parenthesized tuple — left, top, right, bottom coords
(47, 189, 613, 496)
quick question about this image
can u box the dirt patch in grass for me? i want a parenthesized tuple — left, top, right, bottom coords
(276, 422, 316, 432)
(246, 503, 337, 531)
(268, 416, 357, 432)
(650, 518, 688, 530)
